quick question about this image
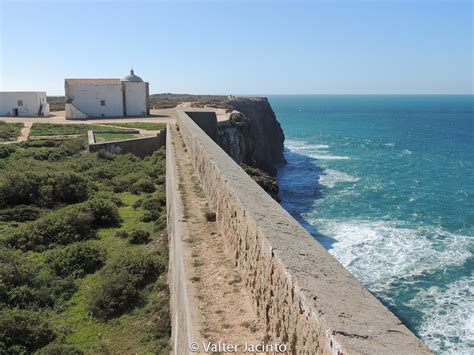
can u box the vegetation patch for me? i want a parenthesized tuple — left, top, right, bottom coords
(0, 121, 23, 142)
(0, 137, 169, 353)
(47, 96, 65, 112)
(30, 123, 125, 136)
(240, 164, 281, 202)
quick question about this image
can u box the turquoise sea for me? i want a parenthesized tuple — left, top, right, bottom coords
(271, 95, 473, 354)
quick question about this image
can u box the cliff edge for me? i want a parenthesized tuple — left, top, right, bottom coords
(217, 97, 285, 176)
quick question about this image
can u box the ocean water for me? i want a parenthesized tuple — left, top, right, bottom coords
(271, 95, 473, 354)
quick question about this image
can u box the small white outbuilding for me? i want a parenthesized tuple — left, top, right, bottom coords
(0, 92, 50, 117)
(65, 70, 150, 120)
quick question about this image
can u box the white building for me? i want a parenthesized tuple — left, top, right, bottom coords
(65, 70, 150, 119)
(0, 92, 50, 117)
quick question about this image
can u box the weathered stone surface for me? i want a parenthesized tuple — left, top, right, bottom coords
(176, 110, 432, 354)
(217, 97, 285, 176)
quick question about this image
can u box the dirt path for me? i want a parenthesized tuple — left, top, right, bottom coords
(172, 125, 265, 349)
(0, 122, 32, 145)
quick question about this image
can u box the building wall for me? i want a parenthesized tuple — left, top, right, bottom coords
(173, 110, 432, 354)
(0, 92, 47, 116)
(65, 83, 123, 118)
(124, 82, 147, 116)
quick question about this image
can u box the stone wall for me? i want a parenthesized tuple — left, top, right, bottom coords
(88, 129, 166, 158)
(176, 110, 431, 354)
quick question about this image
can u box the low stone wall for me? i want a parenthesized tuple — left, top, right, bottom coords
(166, 124, 196, 354)
(176, 110, 431, 354)
(88, 129, 166, 158)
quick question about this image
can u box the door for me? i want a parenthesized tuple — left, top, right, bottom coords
(13, 108, 18, 116)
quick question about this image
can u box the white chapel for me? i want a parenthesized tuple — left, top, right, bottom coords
(65, 69, 150, 119)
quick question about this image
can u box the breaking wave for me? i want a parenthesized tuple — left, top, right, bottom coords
(314, 219, 472, 289)
(319, 169, 359, 188)
(307, 217, 473, 353)
(285, 140, 351, 160)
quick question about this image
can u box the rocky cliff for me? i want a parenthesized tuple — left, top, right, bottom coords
(216, 97, 285, 176)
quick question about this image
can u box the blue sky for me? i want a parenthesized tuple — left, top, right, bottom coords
(0, 0, 472, 95)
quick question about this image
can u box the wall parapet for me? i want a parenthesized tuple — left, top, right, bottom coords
(176, 110, 431, 354)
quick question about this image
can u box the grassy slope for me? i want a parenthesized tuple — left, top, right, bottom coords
(49, 193, 167, 353)
(0, 122, 23, 142)
(0, 138, 169, 353)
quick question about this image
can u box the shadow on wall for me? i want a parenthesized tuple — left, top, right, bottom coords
(277, 147, 337, 250)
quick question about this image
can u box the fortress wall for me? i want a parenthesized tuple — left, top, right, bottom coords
(88, 129, 166, 158)
(166, 124, 197, 354)
(175, 110, 431, 354)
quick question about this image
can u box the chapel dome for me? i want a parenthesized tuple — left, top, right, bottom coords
(122, 69, 144, 82)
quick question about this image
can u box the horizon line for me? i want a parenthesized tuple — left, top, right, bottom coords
(42, 92, 474, 97)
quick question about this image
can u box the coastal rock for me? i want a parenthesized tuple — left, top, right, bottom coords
(217, 97, 285, 176)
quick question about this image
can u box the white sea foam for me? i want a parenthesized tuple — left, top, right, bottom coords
(285, 140, 350, 160)
(312, 219, 472, 291)
(409, 276, 474, 354)
(309, 218, 473, 353)
(309, 154, 351, 160)
(285, 139, 329, 150)
(319, 169, 359, 188)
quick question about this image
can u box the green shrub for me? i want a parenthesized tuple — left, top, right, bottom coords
(0, 309, 55, 353)
(0, 205, 41, 222)
(12, 138, 85, 162)
(138, 191, 166, 222)
(46, 243, 106, 278)
(6, 208, 95, 252)
(87, 271, 140, 320)
(0, 122, 23, 142)
(154, 214, 167, 232)
(129, 230, 151, 244)
(88, 251, 164, 319)
(36, 343, 84, 355)
(0, 248, 76, 309)
(0, 170, 89, 207)
(84, 197, 121, 227)
(20, 139, 61, 148)
(104, 250, 165, 286)
(0, 144, 16, 158)
(96, 149, 115, 161)
(115, 230, 129, 239)
(140, 211, 155, 222)
(143, 286, 171, 350)
(5, 196, 121, 252)
(111, 172, 149, 193)
(131, 178, 155, 194)
(93, 191, 123, 207)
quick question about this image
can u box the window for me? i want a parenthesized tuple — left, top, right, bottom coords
(100, 100, 106, 106)
(17, 100, 23, 107)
